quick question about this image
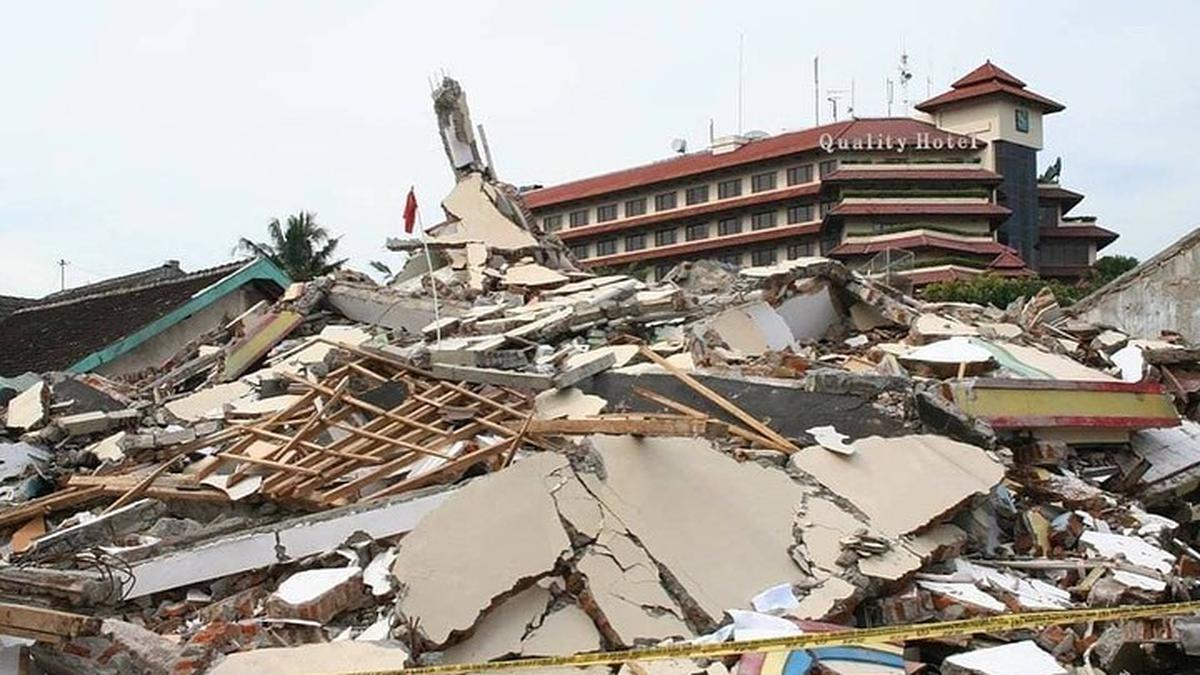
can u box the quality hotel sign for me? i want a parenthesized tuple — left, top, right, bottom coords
(820, 131, 982, 154)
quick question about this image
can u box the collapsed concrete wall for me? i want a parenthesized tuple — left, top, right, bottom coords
(1072, 227, 1200, 341)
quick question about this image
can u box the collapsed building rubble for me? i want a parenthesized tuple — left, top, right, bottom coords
(4, 79, 1200, 674)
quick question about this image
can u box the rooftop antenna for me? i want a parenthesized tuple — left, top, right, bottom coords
(737, 33, 745, 134)
(886, 78, 894, 116)
(709, 118, 715, 143)
(826, 89, 847, 122)
(57, 259, 69, 291)
(897, 49, 913, 114)
(813, 56, 820, 125)
(849, 78, 856, 119)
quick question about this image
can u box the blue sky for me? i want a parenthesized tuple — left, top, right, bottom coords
(1, 1, 1195, 296)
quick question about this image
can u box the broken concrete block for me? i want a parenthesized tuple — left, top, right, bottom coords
(21, 498, 168, 563)
(164, 381, 254, 422)
(910, 314, 978, 344)
(520, 603, 603, 657)
(266, 566, 368, 623)
(555, 350, 617, 388)
(430, 363, 554, 390)
(577, 528, 692, 646)
(391, 453, 572, 646)
(941, 640, 1066, 675)
(56, 410, 114, 436)
(208, 641, 410, 675)
(5, 380, 47, 431)
(790, 434, 1005, 538)
(578, 435, 809, 628)
(440, 584, 553, 664)
(533, 388, 607, 420)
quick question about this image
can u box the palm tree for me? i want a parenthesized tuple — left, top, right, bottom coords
(236, 211, 347, 281)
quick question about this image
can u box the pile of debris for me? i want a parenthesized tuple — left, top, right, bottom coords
(4, 78, 1200, 675)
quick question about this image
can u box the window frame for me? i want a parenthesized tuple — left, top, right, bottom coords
(717, 178, 743, 199)
(750, 171, 777, 193)
(685, 222, 710, 241)
(787, 204, 815, 224)
(818, 160, 838, 178)
(750, 248, 778, 266)
(624, 198, 647, 218)
(542, 214, 563, 232)
(654, 227, 678, 247)
(717, 216, 743, 236)
(685, 185, 710, 206)
(625, 232, 647, 251)
(568, 209, 590, 228)
(595, 238, 618, 257)
(654, 191, 678, 212)
(750, 211, 777, 231)
(596, 204, 618, 222)
(786, 165, 813, 186)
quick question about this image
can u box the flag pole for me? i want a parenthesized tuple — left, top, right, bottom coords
(414, 196, 442, 347)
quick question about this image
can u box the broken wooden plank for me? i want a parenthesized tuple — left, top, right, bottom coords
(0, 603, 102, 643)
(637, 346, 800, 453)
(0, 487, 106, 530)
(527, 415, 728, 438)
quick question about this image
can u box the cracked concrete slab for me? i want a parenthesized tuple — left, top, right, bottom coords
(790, 576, 859, 621)
(392, 453, 572, 646)
(441, 585, 553, 664)
(790, 435, 1004, 537)
(796, 497, 922, 582)
(579, 435, 808, 626)
(578, 528, 692, 646)
(520, 603, 603, 657)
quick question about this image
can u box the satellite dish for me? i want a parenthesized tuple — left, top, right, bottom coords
(744, 130, 769, 140)
(670, 138, 687, 154)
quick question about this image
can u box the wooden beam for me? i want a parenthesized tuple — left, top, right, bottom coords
(632, 386, 778, 448)
(527, 415, 728, 438)
(637, 346, 800, 453)
(0, 602, 102, 644)
(0, 488, 106, 529)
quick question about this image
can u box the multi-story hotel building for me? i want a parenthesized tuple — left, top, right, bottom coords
(521, 62, 1117, 286)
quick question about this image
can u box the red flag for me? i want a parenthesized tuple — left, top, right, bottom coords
(403, 187, 418, 234)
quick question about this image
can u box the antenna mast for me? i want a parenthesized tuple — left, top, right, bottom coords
(737, 33, 744, 134)
(897, 50, 913, 115)
(57, 259, 69, 291)
(813, 56, 820, 126)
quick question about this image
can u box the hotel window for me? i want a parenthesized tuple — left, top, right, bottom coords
(718, 178, 742, 199)
(1015, 107, 1030, 133)
(787, 241, 819, 259)
(654, 227, 678, 247)
(787, 204, 814, 224)
(1039, 205, 1058, 228)
(569, 243, 590, 259)
(718, 252, 742, 266)
(595, 238, 617, 257)
(1042, 241, 1090, 266)
(819, 201, 836, 216)
(625, 198, 647, 217)
(818, 160, 838, 178)
(685, 222, 710, 241)
(717, 216, 743, 236)
(751, 171, 777, 193)
(751, 211, 776, 231)
(750, 248, 777, 266)
(654, 191, 677, 211)
(625, 233, 647, 251)
(542, 215, 563, 232)
(685, 185, 710, 205)
(568, 209, 589, 228)
(596, 204, 618, 222)
(787, 165, 814, 186)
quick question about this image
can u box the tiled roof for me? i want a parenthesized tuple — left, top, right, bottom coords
(916, 61, 1064, 113)
(1040, 223, 1119, 247)
(823, 168, 1002, 183)
(0, 260, 269, 377)
(829, 202, 1011, 218)
(524, 118, 979, 209)
(579, 222, 821, 268)
(555, 184, 821, 241)
(828, 232, 1013, 257)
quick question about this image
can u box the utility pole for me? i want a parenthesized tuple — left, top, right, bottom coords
(57, 259, 69, 291)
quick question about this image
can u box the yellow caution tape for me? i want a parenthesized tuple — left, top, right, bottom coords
(341, 600, 1200, 675)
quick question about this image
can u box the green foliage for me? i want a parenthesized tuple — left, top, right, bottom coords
(1093, 254, 1139, 284)
(236, 212, 347, 281)
(921, 275, 1091, 308)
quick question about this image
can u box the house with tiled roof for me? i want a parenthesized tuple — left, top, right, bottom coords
(0, 258, 291, 379)
(520, 61, 1117, 288)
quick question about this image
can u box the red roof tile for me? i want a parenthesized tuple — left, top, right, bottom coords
(903, 265, 1030, 285)
(823, 168, 1002, 183)
(556, 184, 821, 242)
(988, 248, 1031, 270)
(524, 118, 978, 209)
(953, 61, 1026, 88)
(917, 62, 1063, 113)
(828, 232, 1013, 257)
(829, 202, 1011, 218)
(579, 222, 821, 267)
